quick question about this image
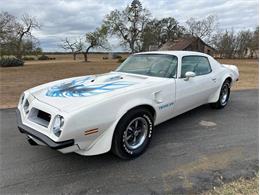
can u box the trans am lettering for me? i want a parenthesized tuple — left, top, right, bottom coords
(159, 102, 174, 110)
(46, 77, 135, 97)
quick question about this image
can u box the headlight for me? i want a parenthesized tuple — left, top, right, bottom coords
(52, 115, 64, 137)
(23, 99, 30, 114)
(19, 93, 25, 105)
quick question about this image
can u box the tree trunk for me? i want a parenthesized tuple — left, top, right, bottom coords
(16, 41, 22, 60)
(130, 42, 135, 54)
(83, 53, 88, 62)
(84, 46, 92, 62)
(16, 34, 24, 60)
(73, 53, 76, 60)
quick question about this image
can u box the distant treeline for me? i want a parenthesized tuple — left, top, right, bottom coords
(43, 52, 130, 55)
(1, 0, 259, 63)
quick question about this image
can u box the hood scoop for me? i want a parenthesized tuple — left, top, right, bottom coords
(93, 74, 123, 83)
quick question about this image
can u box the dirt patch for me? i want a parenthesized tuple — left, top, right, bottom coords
(161, 147, 258, 194)
(0, 55, 258, 109)
(202, 175, 258, 195)
(162, 147, 244, 192)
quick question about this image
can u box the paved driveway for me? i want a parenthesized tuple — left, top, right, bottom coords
(0, 90, 258, 194)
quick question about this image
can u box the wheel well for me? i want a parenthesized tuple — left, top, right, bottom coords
(112, 104, 156, 149)
(225, 77, 232, 84)
(126, 105, 156, 120)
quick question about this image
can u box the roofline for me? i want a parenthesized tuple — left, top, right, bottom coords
(134, 50, 211, 57)
(159, 36, 216, 51)
(195, 37, 216, 51)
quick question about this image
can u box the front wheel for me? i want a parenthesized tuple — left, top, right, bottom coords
(112, 108, 154, 159)
(211, 80, 231, 109)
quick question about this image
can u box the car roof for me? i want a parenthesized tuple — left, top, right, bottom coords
(134, 50, 210, 58)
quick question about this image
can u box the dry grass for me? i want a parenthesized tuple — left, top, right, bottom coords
(0, 54, 258, 109)
(203, 175, 259, 195)
(218, 59, 259, 90)
(0, 54, 120, 108)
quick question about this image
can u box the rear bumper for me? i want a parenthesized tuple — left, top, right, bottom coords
(16, 109, 74, 150)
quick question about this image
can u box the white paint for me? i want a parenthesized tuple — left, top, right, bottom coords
(17, 51, 239, 156)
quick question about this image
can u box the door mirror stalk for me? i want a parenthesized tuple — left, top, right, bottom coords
(184, 71, 196, 81)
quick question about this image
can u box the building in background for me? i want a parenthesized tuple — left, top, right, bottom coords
(159, 36, 216, 56)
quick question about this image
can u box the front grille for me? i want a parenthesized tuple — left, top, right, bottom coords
(28, 108, 51, 127)
(37, 110, 51, 122)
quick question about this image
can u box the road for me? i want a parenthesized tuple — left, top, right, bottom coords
(0, 90, 258, 194)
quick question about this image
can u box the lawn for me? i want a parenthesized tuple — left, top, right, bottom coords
(0, 54, 258, 109)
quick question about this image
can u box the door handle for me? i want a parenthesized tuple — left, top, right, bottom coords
(212, 78, 217, 82)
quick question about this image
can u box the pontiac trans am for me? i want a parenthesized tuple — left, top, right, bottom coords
(17, 51, 239, 159)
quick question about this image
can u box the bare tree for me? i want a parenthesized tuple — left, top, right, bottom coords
(0, 12, 17, 57)
(84, 25, 109, 62)
(186, 15, 217, 42)
(212, 30, 237, 58)
(212, 27, 259, 59)
(249, 26, 259, 58)
(15, 14, 40, 59)
(0, 12, 16, 44)
(22, 37, 41, 56)
(60, 37, 84, 60)
(236, 30, 252, 58)
(0, 12, 41, 58)
(103, 0, 151, 53)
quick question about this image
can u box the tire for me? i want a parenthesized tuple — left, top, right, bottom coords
(211, 80, 231, 109)
(112, 108, 154, 159)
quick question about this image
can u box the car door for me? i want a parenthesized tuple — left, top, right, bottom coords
(174, 55, 217, 114)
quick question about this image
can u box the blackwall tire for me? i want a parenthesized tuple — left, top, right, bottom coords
(112, 108, 154, 159)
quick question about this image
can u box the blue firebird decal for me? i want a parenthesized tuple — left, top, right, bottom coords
(46, 76, 135, 97)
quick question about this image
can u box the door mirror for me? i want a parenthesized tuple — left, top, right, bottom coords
(184, 71, 196, 81)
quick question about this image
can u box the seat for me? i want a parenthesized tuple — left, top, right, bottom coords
(150, 63, 170, 77)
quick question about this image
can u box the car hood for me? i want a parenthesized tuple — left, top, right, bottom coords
(29, 72, 153, 112)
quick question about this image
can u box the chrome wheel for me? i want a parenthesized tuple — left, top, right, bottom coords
(220, 84, 229, 105)
(123, 117, 148, 150)
(210, 80, 231, 109)
(112, 108, 154, 159)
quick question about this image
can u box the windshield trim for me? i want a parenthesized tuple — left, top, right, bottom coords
(112, 71, 175, 79)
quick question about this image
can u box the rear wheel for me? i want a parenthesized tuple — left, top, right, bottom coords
(112, 108, 153, 159)
(211, 80, 231, 109)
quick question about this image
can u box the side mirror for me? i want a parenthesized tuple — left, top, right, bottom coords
(184, 71, 196, 81)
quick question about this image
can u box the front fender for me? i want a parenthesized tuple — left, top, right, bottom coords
(76, 98, 156, 156)
(115, 98, 156, 121)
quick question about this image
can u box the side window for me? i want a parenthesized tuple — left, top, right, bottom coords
(181, 56, 212, 77)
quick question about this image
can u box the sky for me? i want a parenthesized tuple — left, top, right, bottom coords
(0, 0, 259, 52)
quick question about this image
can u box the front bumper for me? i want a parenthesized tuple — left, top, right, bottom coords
(16, 109, 74, 150)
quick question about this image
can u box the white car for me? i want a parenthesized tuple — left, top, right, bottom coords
(17, 51, 239, 159)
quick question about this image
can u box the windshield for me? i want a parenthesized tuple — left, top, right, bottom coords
(116, 54, 178, 78)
